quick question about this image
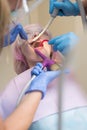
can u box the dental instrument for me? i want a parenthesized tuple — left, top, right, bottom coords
(34, 49, 61, 71)
(32, 0, 62, 43)
(32, 18, 54, 42)
(16, 49, 60, 106)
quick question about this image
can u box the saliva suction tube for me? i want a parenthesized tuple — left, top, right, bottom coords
(34, 49, 61, 71)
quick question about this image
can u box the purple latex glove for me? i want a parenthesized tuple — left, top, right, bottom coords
(25, 63, 61, 99)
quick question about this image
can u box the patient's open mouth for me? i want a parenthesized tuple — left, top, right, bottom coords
(33, 41, 42, 48)
(30, 40, 49, 48)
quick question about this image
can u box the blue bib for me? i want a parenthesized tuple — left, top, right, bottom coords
(29, 107, 87, 130)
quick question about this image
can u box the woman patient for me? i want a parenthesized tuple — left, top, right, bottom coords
(12, 24, 87, 130)
(12, 24, 62, 74)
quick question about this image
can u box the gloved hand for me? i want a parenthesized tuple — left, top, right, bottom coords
(48, 32, 78, 55)
(25, 62, 61, 99)
(4, 24, 28, 47)
(49, 0, 80, 16)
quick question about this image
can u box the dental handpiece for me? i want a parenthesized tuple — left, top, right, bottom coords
(32, 6, 59, 43)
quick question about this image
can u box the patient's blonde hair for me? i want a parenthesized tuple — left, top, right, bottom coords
(0, 0, 10, 51)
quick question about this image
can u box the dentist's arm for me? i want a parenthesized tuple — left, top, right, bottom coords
(4, 92, 42, 130)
